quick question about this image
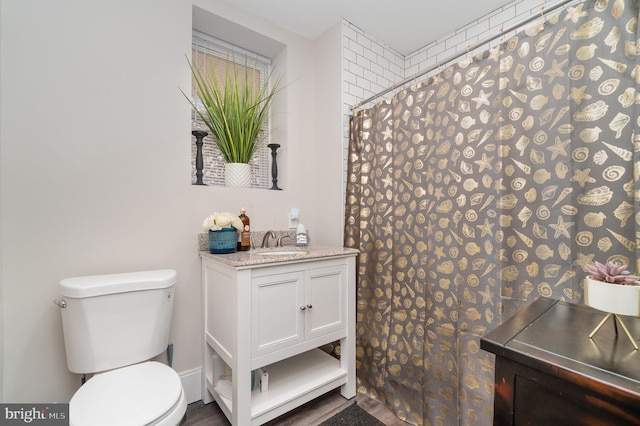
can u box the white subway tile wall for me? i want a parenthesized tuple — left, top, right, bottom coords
(342, 0, 569, 192)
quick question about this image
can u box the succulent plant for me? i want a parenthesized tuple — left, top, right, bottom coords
(587, 261, 640, 285)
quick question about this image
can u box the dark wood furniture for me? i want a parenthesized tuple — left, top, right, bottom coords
(481, 297, 640, 426)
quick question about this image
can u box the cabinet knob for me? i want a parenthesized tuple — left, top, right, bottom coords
(300, 306, 306, 311)
(306, 304, 313, 309)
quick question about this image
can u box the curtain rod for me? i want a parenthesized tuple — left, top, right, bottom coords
(351, 0, 580, 111)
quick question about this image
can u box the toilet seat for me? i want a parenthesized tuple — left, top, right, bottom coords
(70, 361, 187, 426)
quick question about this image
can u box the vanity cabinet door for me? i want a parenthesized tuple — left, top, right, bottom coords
(304, 264, 347, 341)
(251, 271, 305, 359)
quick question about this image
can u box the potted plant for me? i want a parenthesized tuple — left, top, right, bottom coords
(585, 261, 640, 317)
(202, 212, 244, 254)
(184, 58, 281, 187)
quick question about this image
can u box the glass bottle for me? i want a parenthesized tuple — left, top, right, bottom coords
(238, 208, 251, 251)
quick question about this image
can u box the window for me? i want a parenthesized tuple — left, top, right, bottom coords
(191, 31, 272, 187)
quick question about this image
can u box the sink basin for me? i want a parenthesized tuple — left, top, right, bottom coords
(255, 250, 308, 256)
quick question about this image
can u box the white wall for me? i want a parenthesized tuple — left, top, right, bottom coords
(0, 0, 343, 403)
(314, 22, 346, 241)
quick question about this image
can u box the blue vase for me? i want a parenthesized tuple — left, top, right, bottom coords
(208, 228, 238, 254)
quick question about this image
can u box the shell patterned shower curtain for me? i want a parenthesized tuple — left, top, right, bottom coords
(345, 0, 640, 424)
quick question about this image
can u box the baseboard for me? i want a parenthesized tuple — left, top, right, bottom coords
(180, 367, 202, 404)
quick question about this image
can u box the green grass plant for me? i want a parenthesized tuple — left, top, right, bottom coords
(184, 57, 281, 164)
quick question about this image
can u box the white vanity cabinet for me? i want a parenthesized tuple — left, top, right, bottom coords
(201, 249, 356, 426)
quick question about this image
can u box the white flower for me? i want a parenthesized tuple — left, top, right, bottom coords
(230, 216, 243, 230)
(202, 215, 218, 231)
(215, 213, 231, 228)
(202, 212, 243, 231)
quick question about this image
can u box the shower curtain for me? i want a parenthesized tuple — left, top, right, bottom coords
(345, 0, 640, 424)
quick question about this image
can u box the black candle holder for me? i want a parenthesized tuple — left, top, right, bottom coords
(192, 130, 208, 185)
(267, 143, 282, 190)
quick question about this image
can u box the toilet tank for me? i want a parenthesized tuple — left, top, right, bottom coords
(58, 269, 177, 374)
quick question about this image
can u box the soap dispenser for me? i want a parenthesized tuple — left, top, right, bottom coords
(295, 224, 310, 247)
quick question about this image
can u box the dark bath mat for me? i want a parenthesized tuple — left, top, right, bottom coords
(319, 403, 385, 426)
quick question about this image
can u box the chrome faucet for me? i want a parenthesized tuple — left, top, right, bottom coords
(261, 230, 277, 248)
(277, 235, 290, 247)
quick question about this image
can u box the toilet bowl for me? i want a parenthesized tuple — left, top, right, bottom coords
(57, 270, 187, 426)
(70, 362, 186, 426)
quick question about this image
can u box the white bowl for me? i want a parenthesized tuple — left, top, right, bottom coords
(584, 277, 640, 317)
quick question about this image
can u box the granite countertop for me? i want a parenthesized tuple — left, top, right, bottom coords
(199, 245, 359, 268)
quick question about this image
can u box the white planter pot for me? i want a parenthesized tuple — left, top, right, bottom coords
(584, 277, 640, 317)
(225, 163, 251, 187)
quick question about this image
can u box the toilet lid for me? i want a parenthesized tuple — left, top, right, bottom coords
(70, 361, 182, 426)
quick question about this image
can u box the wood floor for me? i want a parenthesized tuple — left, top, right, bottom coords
(183, 389, 408, 425)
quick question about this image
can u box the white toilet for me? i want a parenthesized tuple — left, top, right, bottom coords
(57, 269, 187, 426)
